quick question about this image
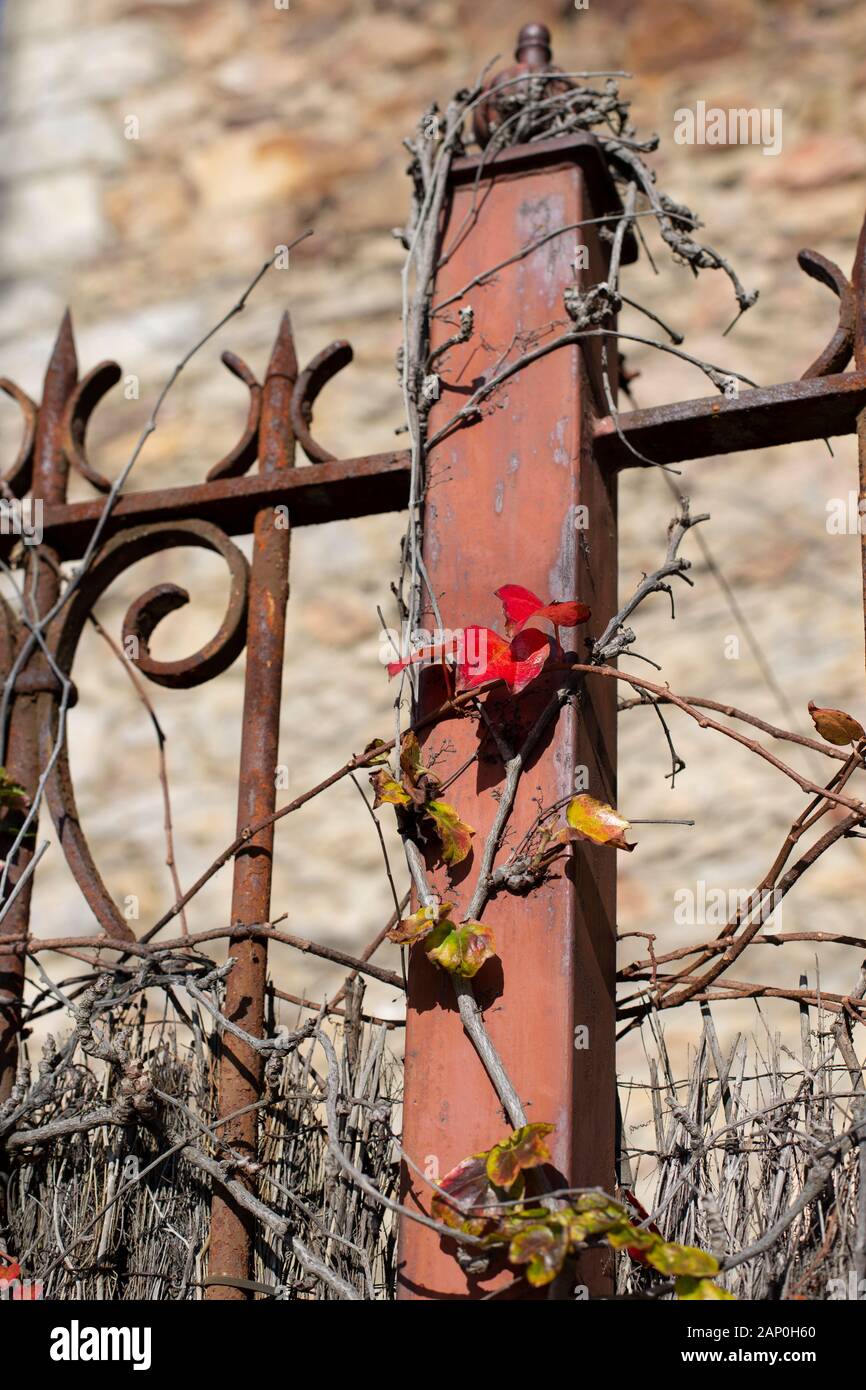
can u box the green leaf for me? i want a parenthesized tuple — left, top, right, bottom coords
(486, 1123, 555, 1189)
(425, 920, 495, 978)
(509, 1221, 569, 1287)
(675, 1275, 735, 1301)
(425, 799, 475, 865)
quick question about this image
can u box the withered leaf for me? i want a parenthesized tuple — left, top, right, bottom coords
(807, 700, 865, 746)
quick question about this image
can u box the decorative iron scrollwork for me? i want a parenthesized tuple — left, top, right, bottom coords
(798, 248, 855, 379)
(0, 377, 37, 499)
(206, 353, 262, 481)
(291, 340, 353, 463)
(62, 351, 263, 491)
(37, 519, 250, 939)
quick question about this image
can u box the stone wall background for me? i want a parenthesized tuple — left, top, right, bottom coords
(1, 0, 865, 1104)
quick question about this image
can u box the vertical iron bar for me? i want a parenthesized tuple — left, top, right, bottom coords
(207, 313, 296, 1298)
(853, 222, 866, 654)
(0, 312, 76, 1099)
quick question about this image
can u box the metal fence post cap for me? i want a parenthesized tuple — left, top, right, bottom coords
(515, 21, 552, 65)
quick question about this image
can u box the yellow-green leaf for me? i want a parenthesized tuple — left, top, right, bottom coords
(605, 1221, 656, 1252)
(572, 1209, 630, 1239)
(425, 799, 475, 865)
(509, 1222, 569, 1287)
(559, 793, 635, 852)
(646, 1241, 719, 1277)
(369, 769, 412, 810)
(387, 902, 453, 947)
(362, 738, 391, 765)
(486, 1123, 555, 1189)
(425, 920, 495, 977)
(675, 1275, 735, 1300)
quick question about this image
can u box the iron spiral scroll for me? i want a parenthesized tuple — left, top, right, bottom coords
(36, 519, 251, 943)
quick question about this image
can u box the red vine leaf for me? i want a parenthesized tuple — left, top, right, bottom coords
(495, 584, 590, 637)
(387, 635, 460, 679)
(0, 1255, 21, 1284)
(458, 625, 554, 695)
(807, 700, 865, 746)
(431, 1155, 523, 1233)
(559, 793, 636, 852)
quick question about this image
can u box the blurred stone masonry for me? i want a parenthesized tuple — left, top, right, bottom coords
(1, 0, 866, 1076)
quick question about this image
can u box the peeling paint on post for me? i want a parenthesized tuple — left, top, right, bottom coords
(397, 135, 631, 1298)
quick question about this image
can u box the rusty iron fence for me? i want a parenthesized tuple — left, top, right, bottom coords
(1, 21, 866, 1301)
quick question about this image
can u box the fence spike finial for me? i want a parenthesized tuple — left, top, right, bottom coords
(45, 308, 78, 389)
(267, 309, 299, 382)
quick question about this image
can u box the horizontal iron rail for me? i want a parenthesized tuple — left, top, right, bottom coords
(594, 371, 866, 468)
(12, 373, 866, 564)
(15, 450, 411, 561)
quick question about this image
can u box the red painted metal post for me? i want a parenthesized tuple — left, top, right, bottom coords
(397, 131, 627, 1298)
(0, 313, 76, 1100)
(207, 314, 296, 1298)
